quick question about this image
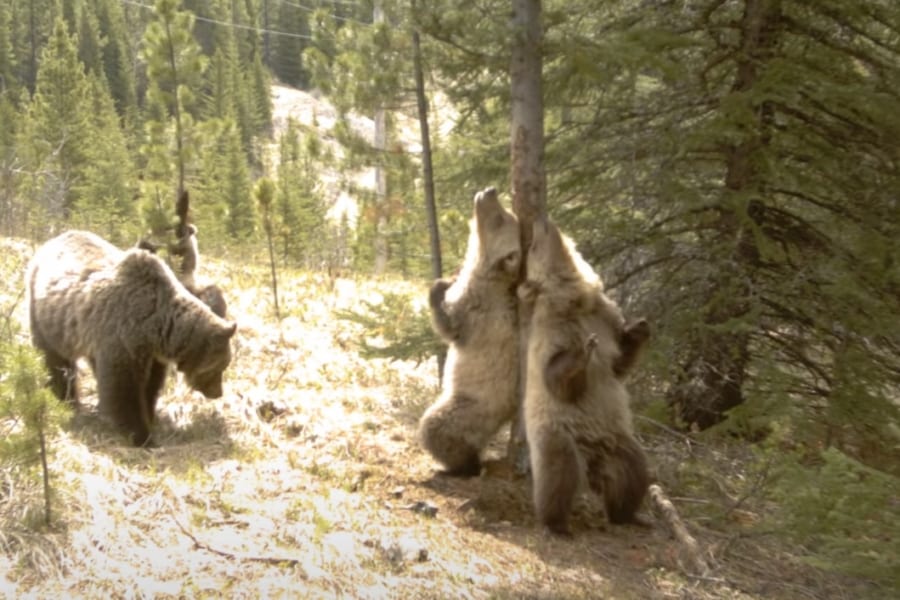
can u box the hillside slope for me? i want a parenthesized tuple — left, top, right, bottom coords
(0, 237, 875, 599)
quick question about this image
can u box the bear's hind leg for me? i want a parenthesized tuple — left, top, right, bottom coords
(144, 360, 169, 423)
(586, 436, 650, 524)
(95, 356, 152, 447)
(530, 425, 581, 535)
(418, 393, 488, 477)
(41, 347, 78, 403)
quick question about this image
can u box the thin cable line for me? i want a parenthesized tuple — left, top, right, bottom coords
(121, 0, 315, 40)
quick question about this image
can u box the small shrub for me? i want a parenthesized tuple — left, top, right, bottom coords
(0, 342, 67, 527)
(770, 447, 900, 592)
(336, 291, 443, 365)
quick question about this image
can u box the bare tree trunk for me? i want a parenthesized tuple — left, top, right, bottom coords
(411, 4, 447, 378)
(412, 23, 441, 281)
(373, 0, 389, 275)
(508, 0, 546, 469)
(163, 18, 185, 200)
(262, 0, 270, 66)
(510, 0, 546, 245)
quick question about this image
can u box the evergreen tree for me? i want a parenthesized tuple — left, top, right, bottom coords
(221, 121, 254, 239)
(274, 118, 325, 266)
(71, 74, 138, 245)
(76, 1, 104, 77)
(141, 0, 207, 198)
(0, 340, 67, 528)
(94, 0, 137, 121)
(271, 0, 309, 88)
(16, 17, 93, 226)
(11, 0, 56, 92)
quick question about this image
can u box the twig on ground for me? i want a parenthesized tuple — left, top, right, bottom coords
(648, 483, 711, 576)
(634, 415, 704, 446)
(168, 503, 308, 577)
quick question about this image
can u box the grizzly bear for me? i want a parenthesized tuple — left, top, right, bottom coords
(418, 187, 521, 476)
(520, 218, 649, 534)
(167, 223, 228, 318)
(27, 230, 237, 446)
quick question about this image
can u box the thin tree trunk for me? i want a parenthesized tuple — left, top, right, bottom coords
(411, 4, 446, 377)
(163, 18, 185, 199)
(508, 0, 546, 469)
(262, 0, 270, 66)
(38, 410, 51, 526)
(266, 225, 281, 320)
(373, 0, 389, 275)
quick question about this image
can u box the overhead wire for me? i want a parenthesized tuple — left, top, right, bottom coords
(120, 0, 316, 40)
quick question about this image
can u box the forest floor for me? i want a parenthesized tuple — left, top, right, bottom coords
(0, 238, 879, 600)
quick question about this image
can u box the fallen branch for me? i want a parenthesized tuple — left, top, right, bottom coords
(648, 483, 711, 576)
(169, 505, 308, 577)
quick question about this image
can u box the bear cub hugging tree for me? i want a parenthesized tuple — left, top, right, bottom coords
(419, 187, 522, 476)
(520, 217, 650, 535)
(27, 230, 237, 446)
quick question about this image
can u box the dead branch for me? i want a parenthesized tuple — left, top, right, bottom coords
(169, 505, 307, 577)
(648, 483, 711, 576)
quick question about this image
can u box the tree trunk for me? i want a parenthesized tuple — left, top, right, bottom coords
(667, 0, 781, 430)
(509, 0, 546, 248)
(163, 17, 185, 200)
(508, 0, 545, 469)
(373, 0, 389, 275)
(411, 4, 447, 378)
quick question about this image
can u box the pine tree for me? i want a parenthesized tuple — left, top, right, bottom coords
(71, 74, 138, 245)
(94, 0, 137, 121)
(16, 17, 93, 227)
(275, 118, 326, 267)
(271, 0, 309, 88)
(224, 123, 254, 239)
(141, 0, 207, 198)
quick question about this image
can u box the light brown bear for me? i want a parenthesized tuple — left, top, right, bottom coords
(520, 218, 649, 534)
(27, 230, 237, 446)
(418, 187, 521, 476)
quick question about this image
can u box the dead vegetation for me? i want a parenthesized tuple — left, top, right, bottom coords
(0, 239, 878, 599)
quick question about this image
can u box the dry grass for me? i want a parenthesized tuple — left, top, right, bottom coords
(0, 239, 877, 599)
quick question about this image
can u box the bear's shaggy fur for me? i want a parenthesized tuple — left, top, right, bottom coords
(167, 224, 228, 318)
(520, 218, 649, 534)
(418, 188, 521, 476)
(27, 230, 237, 446)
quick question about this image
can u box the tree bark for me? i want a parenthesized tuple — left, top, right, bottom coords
(373, 0, 389, 275)
(412, 18, 441, 281)
(508, 0, 546, 469)
(509, 0, 546, 246)
(667, 0, 781, 430)
(411, 4, 447, 378)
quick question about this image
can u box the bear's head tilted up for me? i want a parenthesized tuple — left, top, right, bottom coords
(419, 187, 522, 477)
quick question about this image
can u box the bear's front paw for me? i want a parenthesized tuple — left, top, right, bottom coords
(585, 333, 599, 355)
(518, 280, 540, 303)
(429, 279, 453, 308)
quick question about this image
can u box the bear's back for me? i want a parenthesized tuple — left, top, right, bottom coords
(29, 230, 123, 296)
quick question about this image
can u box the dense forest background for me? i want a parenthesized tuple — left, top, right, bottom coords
(1, 0, 899, 590)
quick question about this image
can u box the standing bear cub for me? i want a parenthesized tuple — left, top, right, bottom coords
(27, 230, 237, 446)
(520, 218, 650, 534)
(418, 187, 521, 476)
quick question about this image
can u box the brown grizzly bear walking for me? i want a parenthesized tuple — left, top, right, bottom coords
(520, 218, 649, 534)
(27, 230, 237, 446)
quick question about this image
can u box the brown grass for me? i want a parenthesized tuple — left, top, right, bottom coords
(0, 239, 876, 599)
